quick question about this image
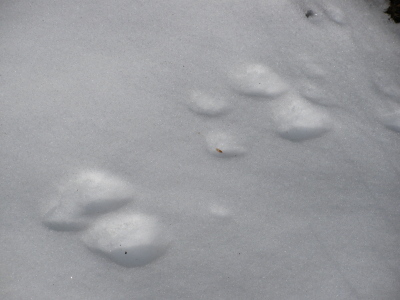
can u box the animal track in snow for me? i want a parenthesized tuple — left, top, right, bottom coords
(43, 170, 134, 231)
(229, 64, 289, 100)
(272, 93, 332, 142)
(186, 62, 333, 159)
(42, 170, 169, 268)
(187, 90, 230, 117)
(229, 62, 332, 142)
(82, 213, 170, 268)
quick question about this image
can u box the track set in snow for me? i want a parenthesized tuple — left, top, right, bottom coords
(1, 0, 400, 299)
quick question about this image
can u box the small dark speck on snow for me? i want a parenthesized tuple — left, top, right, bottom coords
(305, 10, 314, 18)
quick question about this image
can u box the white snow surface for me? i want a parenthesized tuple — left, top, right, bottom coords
(2, 0, 400, 299)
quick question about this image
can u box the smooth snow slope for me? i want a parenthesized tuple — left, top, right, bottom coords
(1, 0, 400, 299)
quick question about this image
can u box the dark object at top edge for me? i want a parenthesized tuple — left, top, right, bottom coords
(386, 0, 400, 23)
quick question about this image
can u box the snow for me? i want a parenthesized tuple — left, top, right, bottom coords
(229, 64, 289, 99)
(1, 0, 400, 299)
(82, 212, 170, 268)
(42, 170, 135, 231)
(187, 90, 230, 116)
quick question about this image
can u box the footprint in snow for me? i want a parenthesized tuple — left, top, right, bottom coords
(186, 62, 332, 154)
(43, 170, 135, 231)
(272, 93, 332, 142)
(42, 170, 170, 268)
(82, 213, 170, 268)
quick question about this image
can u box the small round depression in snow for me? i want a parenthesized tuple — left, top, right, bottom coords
(82, 213, 170, 268)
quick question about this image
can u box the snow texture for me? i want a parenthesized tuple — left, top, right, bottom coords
(2, 0, 400, 299)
